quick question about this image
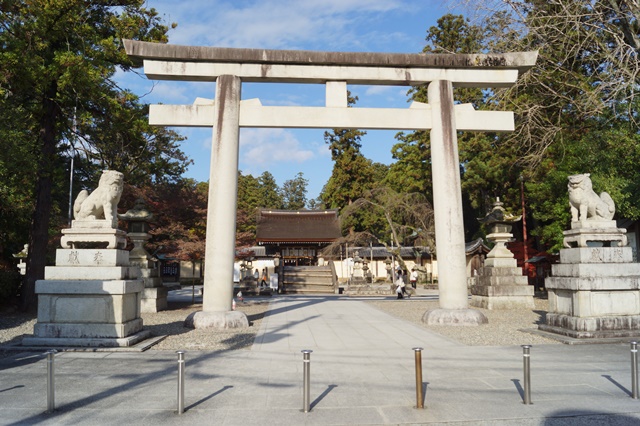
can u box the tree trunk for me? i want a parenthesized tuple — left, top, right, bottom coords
(22, 82, 59, 312)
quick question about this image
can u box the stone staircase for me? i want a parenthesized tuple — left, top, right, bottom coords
(283, 265, 337, 294)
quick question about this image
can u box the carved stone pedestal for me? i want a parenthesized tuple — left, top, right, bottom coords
(540, 241, 640, 339)
(23, 247, 149, 348)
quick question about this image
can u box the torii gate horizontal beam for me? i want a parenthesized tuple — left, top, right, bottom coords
(149, 101, 514, 132)
(142, 59, 520, 87)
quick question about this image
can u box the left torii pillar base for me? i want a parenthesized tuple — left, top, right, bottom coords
(184, 310, 249, 329)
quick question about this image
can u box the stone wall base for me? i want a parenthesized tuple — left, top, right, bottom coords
(22, 330, 151, 348)
(471, 294, 535, 310)
(540, 313, 640, 339)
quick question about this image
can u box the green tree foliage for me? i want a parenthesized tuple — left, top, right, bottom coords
(0, 1, 173, 310)
(479, 1, 640, 249)
(281, 172, 308, 210)
(321, 94, 381, 215)
(391, 14, 514, 239)
(257, 171, 283, 209)
(74, 93, 190, 186)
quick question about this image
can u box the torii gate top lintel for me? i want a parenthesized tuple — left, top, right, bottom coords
(123, 39, 537, 87)
(124, 39, 536, 71)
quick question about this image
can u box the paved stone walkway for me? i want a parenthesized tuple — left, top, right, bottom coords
(2, 296, 640, 425)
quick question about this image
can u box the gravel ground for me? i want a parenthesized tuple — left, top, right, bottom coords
(0, 295, 557, 360)
(366, 297, 559, 346)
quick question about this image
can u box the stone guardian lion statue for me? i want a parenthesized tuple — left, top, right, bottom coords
(567, 173, 615, 222)
(73, 170, 124, 226)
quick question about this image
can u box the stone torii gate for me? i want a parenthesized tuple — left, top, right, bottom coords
(124, 40, 537, 328)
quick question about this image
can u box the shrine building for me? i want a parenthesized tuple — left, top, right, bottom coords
(256, 209, 341, 266)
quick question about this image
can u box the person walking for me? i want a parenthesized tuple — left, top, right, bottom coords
(396, 269, 406, 299)
(410, 267, 418, 289)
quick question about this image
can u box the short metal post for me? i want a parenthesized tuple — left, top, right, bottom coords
(522, 345, 532, 405)
(177, 351, 185, 414)
(631, 341, 638, 399)
(302, 349, 313, 413)
(413, 347, 424, 409)
(46, 350, 56, 412)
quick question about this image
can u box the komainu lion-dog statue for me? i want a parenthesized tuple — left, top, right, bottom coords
(73, 170, 124, 226)
(567, 173, 615, 222)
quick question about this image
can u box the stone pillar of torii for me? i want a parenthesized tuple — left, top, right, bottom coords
(124, 40, 537, 328)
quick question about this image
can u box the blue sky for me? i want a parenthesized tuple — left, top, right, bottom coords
(117, 0, 468, 201)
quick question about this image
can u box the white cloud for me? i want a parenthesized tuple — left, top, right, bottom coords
(364, 85, 395, 96)
(239, 128, 315, 166)
(150, 0, 409, 51)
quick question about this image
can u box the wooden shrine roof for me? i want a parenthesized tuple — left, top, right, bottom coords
(256, 209, 341, 244)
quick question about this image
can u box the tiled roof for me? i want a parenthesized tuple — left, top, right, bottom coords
(256, 209, 341, 243)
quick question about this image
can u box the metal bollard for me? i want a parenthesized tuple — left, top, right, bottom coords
(631, 342, 638, 399)
(46, 350, 57, 412)
(301, 350, 313, 413)
(177, 351, 185, 414)
(413, 347, 424, 409)
(522, 345, 532, 405)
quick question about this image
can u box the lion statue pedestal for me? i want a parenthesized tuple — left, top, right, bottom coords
(23, 170, 150, 348)
(538, 173, 640, 341)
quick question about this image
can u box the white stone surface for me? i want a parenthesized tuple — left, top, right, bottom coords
(546, 276, 640, 291)
(429, 80, 469, 311)
(35, 279, 143, 294)
(140, 287, 168, 313)
(559, 246, 632, 264)
(143, 59, 522, 86)
(73, 170, 123, 226)
(184, 310, 249, 329)
(549, 289, 640, 317)
(36, 293, 140, 324)
(553, 263, 640, 278)
(33, 319, 143, 339)
(60, 226, 127, 250)
(422, 308, 488, 325)
(55, 248, 129, 267)
(567, 173, 615, 222)
(22, 330, 150, 348)
(562, 227, 627, 248)
(202, 75, 241, 313)
(483, 257, 518, 268)
(470, 295, 535, 309)
(44, 266, 138, 280)
(149, 102, 515, 132)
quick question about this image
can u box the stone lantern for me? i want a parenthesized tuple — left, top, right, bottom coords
(118, 198, 167, 312)
(384, 257, 392, 282)
(119, 198, 154, 268)
(479, 198, 521, 260)
(352, 251, 364, 279)
(471, 197, 533, 309)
